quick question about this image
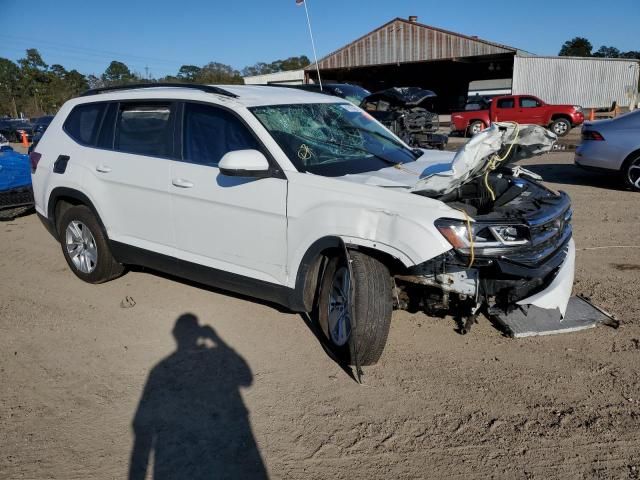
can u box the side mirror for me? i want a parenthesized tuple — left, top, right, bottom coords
(218, 149, 271, 178)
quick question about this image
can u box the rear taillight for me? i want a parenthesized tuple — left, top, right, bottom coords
(581, 130, 605, 141)
(29, 152, 42, 173)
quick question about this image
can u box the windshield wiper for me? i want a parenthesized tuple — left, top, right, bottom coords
(343, 126, 420, 160)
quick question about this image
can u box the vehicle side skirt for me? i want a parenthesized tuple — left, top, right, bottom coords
(110, 240, 297, 311)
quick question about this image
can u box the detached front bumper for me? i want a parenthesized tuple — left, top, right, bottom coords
(515, 239, 574, 316)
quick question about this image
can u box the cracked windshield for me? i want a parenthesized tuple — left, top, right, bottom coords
(251, 103, 418, 176)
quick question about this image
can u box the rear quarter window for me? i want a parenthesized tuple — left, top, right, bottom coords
(63, 103, 107, 146)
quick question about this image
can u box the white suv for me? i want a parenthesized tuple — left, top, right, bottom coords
(31, 84, 575, 365)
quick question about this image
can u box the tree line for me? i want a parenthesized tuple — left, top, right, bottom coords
(559, 37, 640, 59)
(0, 49, 310, 118)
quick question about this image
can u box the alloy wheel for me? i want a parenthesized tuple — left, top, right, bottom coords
(327, 266, 352, 346)
(628, 158, 640, 191)
(553, 121, 568, 135)
(65, 220, 98, 274)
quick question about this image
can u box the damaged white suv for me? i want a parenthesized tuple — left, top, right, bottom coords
(31, 84, 575, 366)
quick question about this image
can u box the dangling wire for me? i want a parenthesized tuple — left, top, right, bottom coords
(483, 122, 520, 201)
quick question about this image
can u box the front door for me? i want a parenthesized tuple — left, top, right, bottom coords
(169, 102, 288, 285)
(516, 96, 545, 124)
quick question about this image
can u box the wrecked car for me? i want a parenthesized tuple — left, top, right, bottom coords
(33, 84, 588, 368)
(361, 86, 448, 150)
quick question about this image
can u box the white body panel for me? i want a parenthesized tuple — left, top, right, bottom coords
(168, 160, 288, 285)
(517, 239, 575, 317)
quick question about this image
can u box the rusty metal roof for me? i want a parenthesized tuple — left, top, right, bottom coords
(307, 18, 518, 71)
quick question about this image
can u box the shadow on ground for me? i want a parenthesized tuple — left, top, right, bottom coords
(128, 313, 268, 479)
(524, 163, 626, 190)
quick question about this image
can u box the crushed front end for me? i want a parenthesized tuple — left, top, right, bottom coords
(393, 123, 610, 335)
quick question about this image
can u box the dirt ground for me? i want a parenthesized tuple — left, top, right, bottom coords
(1, 148, 639, 479)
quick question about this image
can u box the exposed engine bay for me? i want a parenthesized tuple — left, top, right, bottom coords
(361, 87, 448, 150)
(391, 123, 608, 335)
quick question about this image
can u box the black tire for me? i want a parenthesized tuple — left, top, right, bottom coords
(57, 205, 124, 283)
(550, 118, 571, 137)
(621, 153, 640, 192)
(467, 121, 484, 137)
(317, 250, 393, 366)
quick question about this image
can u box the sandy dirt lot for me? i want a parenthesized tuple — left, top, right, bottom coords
(1, 149, 639, 479)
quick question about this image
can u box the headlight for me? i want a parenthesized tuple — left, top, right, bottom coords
(435, 218, 529, 254)
(573, 105, 582, 112)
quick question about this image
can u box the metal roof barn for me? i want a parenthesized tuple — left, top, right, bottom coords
(314, 17, 518, 69)
(304, 17, 523, 112)
(512, 56, 640, 109)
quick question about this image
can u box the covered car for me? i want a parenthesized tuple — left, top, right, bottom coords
(0, 146, 34, 220)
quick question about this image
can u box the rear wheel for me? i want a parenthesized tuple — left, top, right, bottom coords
(550, 118, 571, 137)
(58, 205, 124, 283)
(467, 121, 484, 137)
(317, 251, 393, 366)
(622, 153, 640, 192)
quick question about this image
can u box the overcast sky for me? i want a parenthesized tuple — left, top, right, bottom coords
(2, 0, 638, 77)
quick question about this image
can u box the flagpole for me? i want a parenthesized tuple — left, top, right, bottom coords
(302, 0, 323, 90)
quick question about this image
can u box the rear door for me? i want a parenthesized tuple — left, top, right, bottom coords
(493, 97, 516, 122)
(169, 102, 288, 285)
(83, 100, 176, 254)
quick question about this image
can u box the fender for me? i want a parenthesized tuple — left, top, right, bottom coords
(46, 187, 108, 241)
(288, 235, 413, 312)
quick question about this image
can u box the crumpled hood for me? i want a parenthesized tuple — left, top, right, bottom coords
(339, 123, 556, 195)
(339, 150, 455, 188)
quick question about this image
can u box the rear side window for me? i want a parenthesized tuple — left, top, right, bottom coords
(183, 103, 259, 167)
(64, 103, 106, 145)
(496, 98, 514, 109)
(114, 103, 173, 157)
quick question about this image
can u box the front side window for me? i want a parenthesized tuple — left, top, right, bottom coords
(64, 103, 107, 146)
(496, 98, 515, 109)
(114, 103, 173, 157)
(520, 97, 540, 108)
(251, 103, 418, 176)
(183, 103, 259, 167)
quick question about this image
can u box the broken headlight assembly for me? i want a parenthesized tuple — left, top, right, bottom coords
(435, 218, 530, 255)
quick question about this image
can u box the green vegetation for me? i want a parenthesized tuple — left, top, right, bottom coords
(0, 49, 310, 117)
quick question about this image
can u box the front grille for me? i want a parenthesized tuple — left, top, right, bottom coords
(0, 186, 34, 208)
(503, 201, 572, 268)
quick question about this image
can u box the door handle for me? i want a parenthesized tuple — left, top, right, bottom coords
(172, 178, 194, 188)
(96, 165, 112, 173)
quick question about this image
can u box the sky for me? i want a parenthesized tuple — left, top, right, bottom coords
(2, 0, 638, 78)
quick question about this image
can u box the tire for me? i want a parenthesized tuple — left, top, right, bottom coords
(57, 205, 124, 283)
(317, 250, 393, 366)
(621, 153, 640, 192)
(550, 118, 571, 137)
(467, 121, 484, 137)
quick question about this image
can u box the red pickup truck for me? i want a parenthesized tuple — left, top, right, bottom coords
(450, 95, 584, 137)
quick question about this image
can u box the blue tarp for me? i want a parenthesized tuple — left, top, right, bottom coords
(0, 147, 31, 191)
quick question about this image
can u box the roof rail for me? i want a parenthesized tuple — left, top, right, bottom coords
(80, 82, 239, 98)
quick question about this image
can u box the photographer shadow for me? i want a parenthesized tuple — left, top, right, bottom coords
(128, 313, 268, 480)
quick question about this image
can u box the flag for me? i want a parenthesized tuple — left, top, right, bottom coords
(296, 0, 304, 5)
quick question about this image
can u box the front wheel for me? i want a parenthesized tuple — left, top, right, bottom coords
(550, 118, 571, 137)
(317, 251, 393, 366)
(622, 154, 640, 192)
(467, 121, 484, 137)
(58, 205, 125, 283)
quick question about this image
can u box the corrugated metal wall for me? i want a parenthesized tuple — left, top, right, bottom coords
(512, 56, 640, 109)
(314, 18, 515, 70)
